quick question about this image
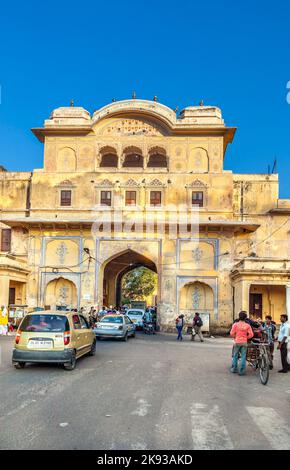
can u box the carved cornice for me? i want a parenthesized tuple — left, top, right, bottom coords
(146, 178, 166, 188)
(95, 179, 114, 187)
(56, 180, 76, 188)
(185, 179, 207, 188)
(120, 179, 141, 188)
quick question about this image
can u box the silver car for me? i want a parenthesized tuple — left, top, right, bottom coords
(94, 314, 136, 341)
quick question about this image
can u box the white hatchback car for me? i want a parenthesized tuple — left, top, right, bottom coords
(126, 309, 145, 329)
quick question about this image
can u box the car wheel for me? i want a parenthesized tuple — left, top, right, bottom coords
(14, 362, 26, 369)
(131, 332, 136, 338)
(122, 332, 128, 342)
(89, 339, 97, 356)
(63, 350, 76, 371)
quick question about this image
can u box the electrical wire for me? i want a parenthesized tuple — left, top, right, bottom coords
(252, 217, 290, 248)
(27, 215, 290, 271)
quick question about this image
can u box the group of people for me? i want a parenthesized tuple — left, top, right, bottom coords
(175, 312, 204, 342)
(230, 311, 290, 375)
(175, 310, 290, 376)
(87, 306, 117, 327)
(86, 305, 157, 329)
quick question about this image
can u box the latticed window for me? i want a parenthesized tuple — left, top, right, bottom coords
(60, 190, 72, 206)
(150, 191, 162, 206)
(147, 148, 167, 168)
(125, 191, 136, 206)
(99, 147, 118, 167)
(123, 147, 143, 167)
(101, 191, 112, 206)
(1, 229, 11, 252)
(192, 191, 204, 207)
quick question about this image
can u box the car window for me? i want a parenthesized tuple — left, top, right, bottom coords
(100, 316, 123, 324)
(79, 315, 89, 329)
(72, 314, 82, 329)
(19, 315, 69, 332)
(128, 310, 143, 316)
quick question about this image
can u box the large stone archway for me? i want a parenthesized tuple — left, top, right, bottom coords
(101, 249, 157, 308)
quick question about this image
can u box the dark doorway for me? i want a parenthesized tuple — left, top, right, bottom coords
(249, 293, 262, 318)
(9, 287, 16, 305)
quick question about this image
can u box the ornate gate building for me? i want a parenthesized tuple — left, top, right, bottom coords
(1, 98, 290, 331)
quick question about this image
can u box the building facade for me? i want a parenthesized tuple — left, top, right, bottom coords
(1, 98, 290, 331)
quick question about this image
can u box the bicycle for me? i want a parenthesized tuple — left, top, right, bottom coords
(246, 339, 270, 385)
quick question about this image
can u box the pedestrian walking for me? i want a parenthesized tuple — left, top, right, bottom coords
(0, 305, 8, 335)
(191, 312, 204, 342)
(230, 311, 254, 376)
(262, 315, 276, 370)
(277, 314, 290, 373)
(175, 314, 184, 341)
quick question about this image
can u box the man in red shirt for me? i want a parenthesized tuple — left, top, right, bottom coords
(230, 311, 254, 375)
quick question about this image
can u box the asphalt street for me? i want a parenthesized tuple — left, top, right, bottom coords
(0, 333, 290, 450)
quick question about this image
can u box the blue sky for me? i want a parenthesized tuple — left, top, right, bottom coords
(0, 0, 290, 196)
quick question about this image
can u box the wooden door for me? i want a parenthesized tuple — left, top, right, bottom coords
(9, 287, 15, 305)
(249, 293, 262, 318)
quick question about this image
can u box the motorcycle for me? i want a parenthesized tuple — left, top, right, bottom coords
(143, 320, 155, 335)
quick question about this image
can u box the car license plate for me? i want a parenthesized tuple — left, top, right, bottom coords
(28, 340, 53, 349)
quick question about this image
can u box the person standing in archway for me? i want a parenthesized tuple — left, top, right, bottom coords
(175, 314, 184, 341)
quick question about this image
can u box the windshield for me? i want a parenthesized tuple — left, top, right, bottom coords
(127, 311, 143, 316)
(100, 316, 123, 324)
(20, 314, 69, 332)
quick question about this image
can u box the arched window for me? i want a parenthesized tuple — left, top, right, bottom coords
(57, 147, 76, 172)
(99, 146, 118, 167)
(147, 147, 167, 168)
(123, 146, 143, 168)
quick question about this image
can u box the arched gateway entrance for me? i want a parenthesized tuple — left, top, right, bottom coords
(102, 249, 157, 308)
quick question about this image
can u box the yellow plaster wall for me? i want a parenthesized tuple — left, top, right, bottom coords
(0, 103, 289, 330)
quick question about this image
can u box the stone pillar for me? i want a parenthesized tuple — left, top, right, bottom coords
(117, 146, 122, 169)
(233, 280, 250, 318)
(143, 141, 148, 170)
(286, 285, 290, 317)
(0, 275, 10, 307)
(21, 282, 27, 305)
(95, 143, 100, 170)
(118, 152, 124, 170)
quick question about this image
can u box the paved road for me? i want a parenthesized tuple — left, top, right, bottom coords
(0, 333, 290, 450)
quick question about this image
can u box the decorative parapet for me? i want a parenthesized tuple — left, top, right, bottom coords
(231, 257, 290, 280)
(179, 106, 224, 126)
(45, 107, 91, 127)
(0, 253, 30, 274)
(92, 100, 177, 128)
(32, 99, 235, 144)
